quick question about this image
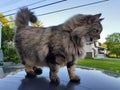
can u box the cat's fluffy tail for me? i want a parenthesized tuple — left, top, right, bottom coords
(15, 7, 37, 29)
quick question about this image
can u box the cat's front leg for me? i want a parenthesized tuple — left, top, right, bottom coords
(49, 63, 60, 84)
(67, 62, 80, 82)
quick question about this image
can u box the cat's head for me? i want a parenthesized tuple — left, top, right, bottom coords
(63, 13, 103, 43)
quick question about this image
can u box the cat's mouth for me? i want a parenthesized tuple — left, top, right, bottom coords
(86, 37, 93, 44)
(86, 36, 99, 44)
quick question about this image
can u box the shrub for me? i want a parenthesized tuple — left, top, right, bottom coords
(2, 25, 14, 43)
(2, 25, 20, 63)
(2, 41, 20, 63)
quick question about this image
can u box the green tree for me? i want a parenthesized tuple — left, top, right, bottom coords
(2, 25, 14, 43)
(31, 20, 43, 27)
(2, 25, 20, 62)
(0, 13, 8, 25)
(8, 16, 15, 28)
(102, 42, 107, 48)
(106, 33, 120, 58)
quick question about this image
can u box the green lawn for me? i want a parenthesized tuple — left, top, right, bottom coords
(77, 58, 120, 73)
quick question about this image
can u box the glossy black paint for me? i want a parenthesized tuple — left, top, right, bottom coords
(0, 67, 120, 90)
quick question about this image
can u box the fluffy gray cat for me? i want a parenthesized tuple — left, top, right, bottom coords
(14, 7, 103, 84)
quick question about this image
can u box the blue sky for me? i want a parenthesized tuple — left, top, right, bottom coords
(0, 0, 120, 43)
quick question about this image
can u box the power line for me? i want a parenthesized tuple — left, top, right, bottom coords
(38, 0, 109, 16)
(30, 0, 67, 10)
(1, 0, 47, 14)
(2, 0, 109, 22)
(0, 0, 67, 18)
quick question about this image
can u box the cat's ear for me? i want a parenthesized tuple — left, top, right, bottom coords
(94, 13, 102, 20)
(87, 13, 102, 24)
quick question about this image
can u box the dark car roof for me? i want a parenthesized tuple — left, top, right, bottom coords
(0, 66, 120, 90)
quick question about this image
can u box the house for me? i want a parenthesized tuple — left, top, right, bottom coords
(84, 41, 106, 58)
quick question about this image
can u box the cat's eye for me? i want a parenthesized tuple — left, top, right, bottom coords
(96, 30, 99, 33)
(93, 29, 99, 33)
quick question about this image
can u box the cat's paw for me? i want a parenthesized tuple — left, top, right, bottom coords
(33, 67, 42, 75)
(70, 75, 80, 83)
(50, 76, 60, 85)
(25, 71, 36, 79)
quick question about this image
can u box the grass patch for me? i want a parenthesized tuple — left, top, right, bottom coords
(77, 58, 120, 73)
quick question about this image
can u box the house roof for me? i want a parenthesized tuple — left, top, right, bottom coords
(0, 66, 120, 90)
